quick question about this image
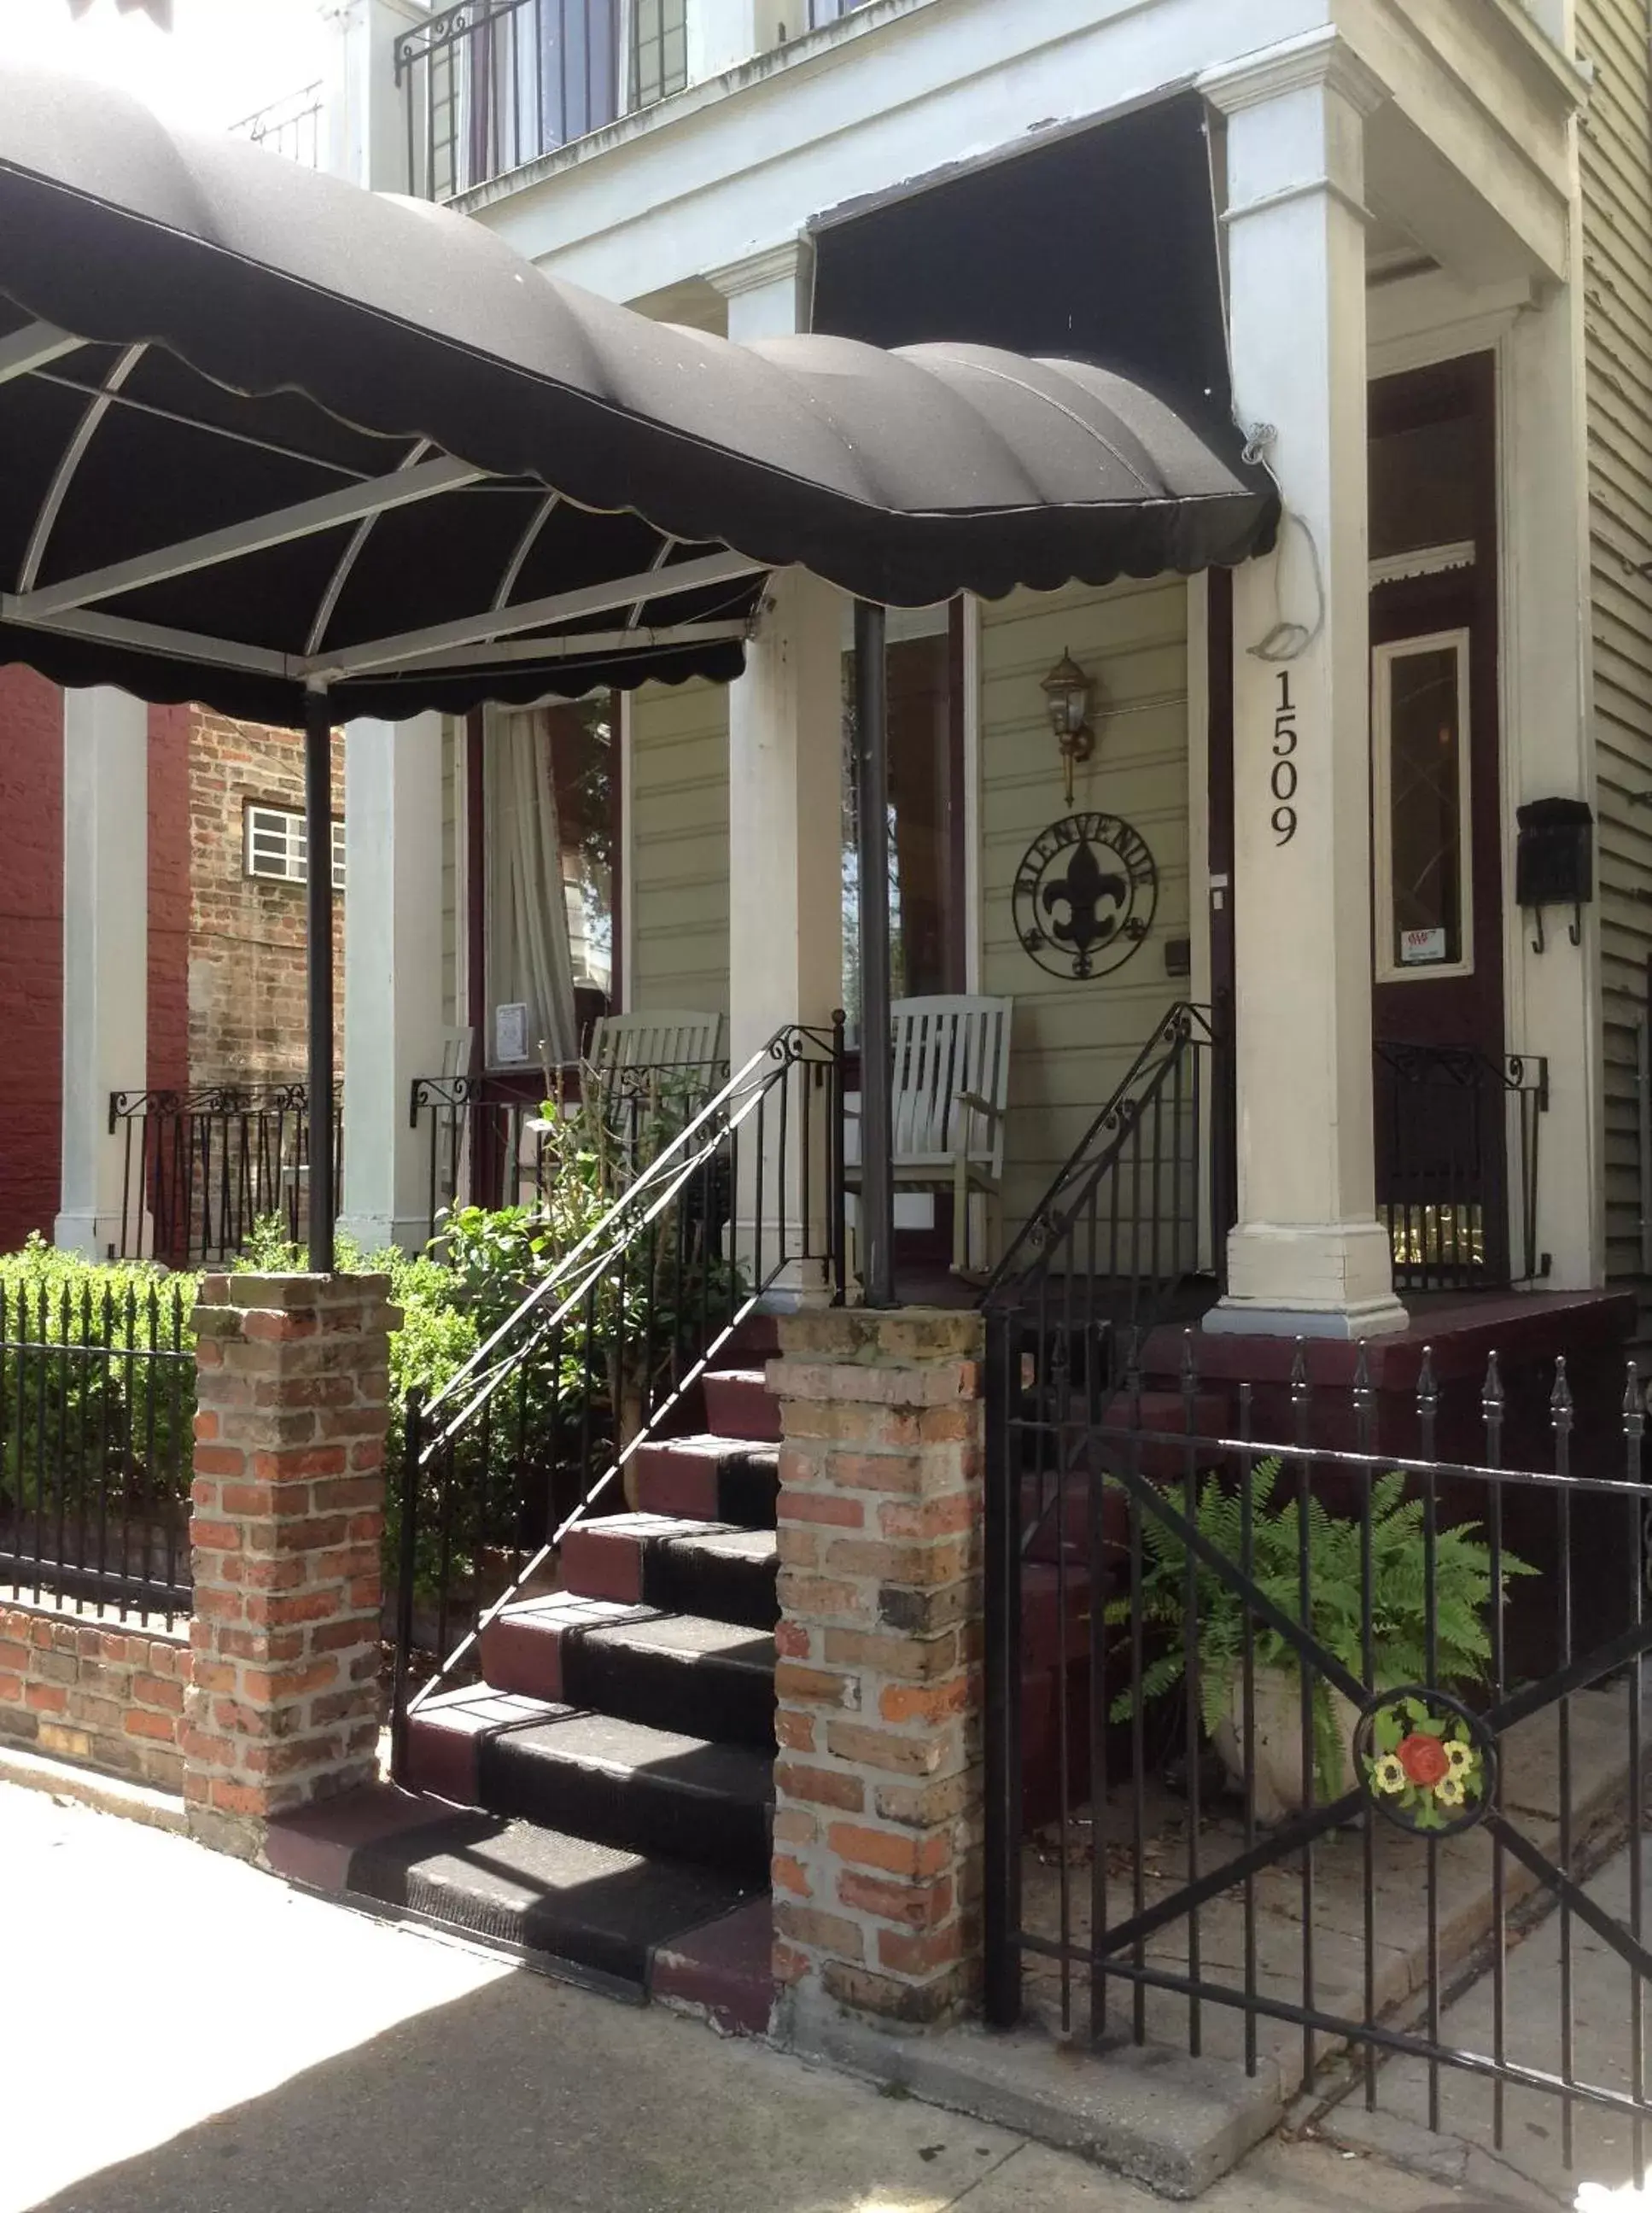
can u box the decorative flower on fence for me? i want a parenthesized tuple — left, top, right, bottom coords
(1354, 1688, 1495, 1837)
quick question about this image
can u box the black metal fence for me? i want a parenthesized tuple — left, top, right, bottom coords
(108, 1085, 341, 1268)
(391, 1022, 845, 1764)
(410, 1060, 728, 1251)
(1375, 1042, 1547, 1293)
(395, 0, 688, 202)
(0, 1280, 194, 1625)
(984, 1324, 1652, 2174)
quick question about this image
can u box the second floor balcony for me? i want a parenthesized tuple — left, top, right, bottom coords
(396, 0, 879, 201)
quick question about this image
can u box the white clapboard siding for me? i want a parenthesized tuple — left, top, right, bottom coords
(978, 575, 1192, 1240)
(628, 678, 730, 1015)
(1580, 0, 1652, 1335)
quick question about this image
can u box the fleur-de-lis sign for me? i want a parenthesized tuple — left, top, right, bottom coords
(1013, 813, 1158, 982)
(1041, 838, 1128, 963)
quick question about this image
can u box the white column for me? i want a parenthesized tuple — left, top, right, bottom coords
(338, 714, 447, 1256)
(321, 0, 429, 190)
(1501, 277, 1599, 1288)
(1202, 32, 1408, 1339)
(714, 243, 842, 1296)
(55, 689, 148, 1260)
(690, 0, 783, 83)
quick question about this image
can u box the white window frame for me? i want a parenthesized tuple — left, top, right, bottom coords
(1372, 627, 1473, 985)
(243, 802, 346, 891)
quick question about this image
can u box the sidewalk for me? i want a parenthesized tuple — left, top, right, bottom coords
(0, 1779, 1549, 2213)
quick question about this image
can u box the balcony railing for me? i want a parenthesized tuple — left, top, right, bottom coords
(1374, 1041, 1548, 1293)
(396, 0, 688, 202)
(108, 1085, 341, 1269)
(230, 80, 325, 169)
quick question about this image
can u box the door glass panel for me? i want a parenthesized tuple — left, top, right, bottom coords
(1376, 634, 1469, 977)
(841, 632, 958, 1025)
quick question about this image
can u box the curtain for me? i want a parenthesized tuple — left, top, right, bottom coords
(489, 709, 578, 1067)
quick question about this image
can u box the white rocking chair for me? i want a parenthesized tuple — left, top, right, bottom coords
(846, 994, 1013, 1280)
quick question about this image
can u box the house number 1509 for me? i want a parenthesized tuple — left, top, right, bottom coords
(1271, 671, 1299, 846)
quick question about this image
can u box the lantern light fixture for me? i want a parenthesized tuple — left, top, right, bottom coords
(1042, 648, 1096, 806)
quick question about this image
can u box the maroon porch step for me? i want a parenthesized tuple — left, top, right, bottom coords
(702, 1368, 781, 1443)
(563, 1511, 778, 1629)
(480, 1590, 777, 1749)
(401, 1684, 558, 1807)
(630, 1433, 779, 1525)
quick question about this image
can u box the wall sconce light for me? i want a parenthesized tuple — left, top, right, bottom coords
(1042, 649, 1095, 807)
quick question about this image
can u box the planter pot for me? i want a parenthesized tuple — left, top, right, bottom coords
(1211, 1663, 1362, 1825)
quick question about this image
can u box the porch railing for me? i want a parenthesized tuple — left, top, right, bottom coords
(389, 1021, 845, 1768)
(108, 1085, 341, 1268)
(409, 1059, 729, 1248)
(0, 1279, 194, 1625)
(1374, 1042, 1548, 1294)
(984, 1001, 1224, 1373)
(395, 0, 688, 202)
(230, 80, 325, 167)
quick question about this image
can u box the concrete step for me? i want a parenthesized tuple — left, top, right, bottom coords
(563, 1512, 779, 1631)
(482, 1591, 777, 1749)
(701, 1368, 781, 1443)
(630, 1434, 779, 1527)
(480, 1706, 775, 1882)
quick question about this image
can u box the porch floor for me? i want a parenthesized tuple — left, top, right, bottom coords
(1019, 1674, 1643, 2176)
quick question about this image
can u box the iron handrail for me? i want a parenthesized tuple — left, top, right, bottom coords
(984, 1001, 1216, 1302)
(416, 1024, 838, 1442)
(390, 1019, 846, 1766)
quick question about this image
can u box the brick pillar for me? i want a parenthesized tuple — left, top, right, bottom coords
(184, 1273, 397, 1859)
(768, 1310, 984, 2032)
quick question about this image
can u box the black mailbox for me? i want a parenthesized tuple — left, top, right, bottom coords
(1515, 797, 1593, 950)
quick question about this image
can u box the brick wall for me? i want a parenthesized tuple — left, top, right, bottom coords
(189, 711, 345, 1086)
(0, 1599, 189, 1793)
(0, 666, 64, 1251)
(149, 704, 193, 1095)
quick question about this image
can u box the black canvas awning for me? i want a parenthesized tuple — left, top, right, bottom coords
(0, 64, 1276, 727)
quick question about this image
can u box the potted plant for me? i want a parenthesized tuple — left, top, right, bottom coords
(1106, 1460, 1532, 1823)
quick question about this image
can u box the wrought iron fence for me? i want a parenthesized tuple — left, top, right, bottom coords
(395, 0, 687, 202)
(984, 1323, 1652, 2175)
(230, 80, 325, 167)
(390, 1021, 844, 1766)
(1374, 1042, 1547, 1293)
(109, 1085, 341, 1268)
(0, 1280, 194, 1625)
(410, 1059, 730, 1249)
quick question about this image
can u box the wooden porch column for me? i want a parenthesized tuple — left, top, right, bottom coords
(1202, 32, 1407, 1339)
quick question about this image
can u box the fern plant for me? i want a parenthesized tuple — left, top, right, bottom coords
(1106, 1458, 1533, 1798)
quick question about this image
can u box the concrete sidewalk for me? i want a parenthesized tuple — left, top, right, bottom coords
(0, 1780, 1530, 2213)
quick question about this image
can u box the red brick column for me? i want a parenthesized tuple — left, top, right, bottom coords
(768, 1310, 985, 2032)
(184, 1273, 396, 1859)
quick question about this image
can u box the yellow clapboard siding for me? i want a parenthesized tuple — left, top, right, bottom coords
(629, 678, 729, 1016)
(979, 575, 1191, 1239)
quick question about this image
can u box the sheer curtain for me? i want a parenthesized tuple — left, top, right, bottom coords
(487, 709, 579, 1068)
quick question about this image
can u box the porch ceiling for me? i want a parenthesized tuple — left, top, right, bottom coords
(0, 63, 1276, 729)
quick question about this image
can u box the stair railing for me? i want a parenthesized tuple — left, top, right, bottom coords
(389, 1019, 846, 1775)
(981, 1002, 1223, 1564)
